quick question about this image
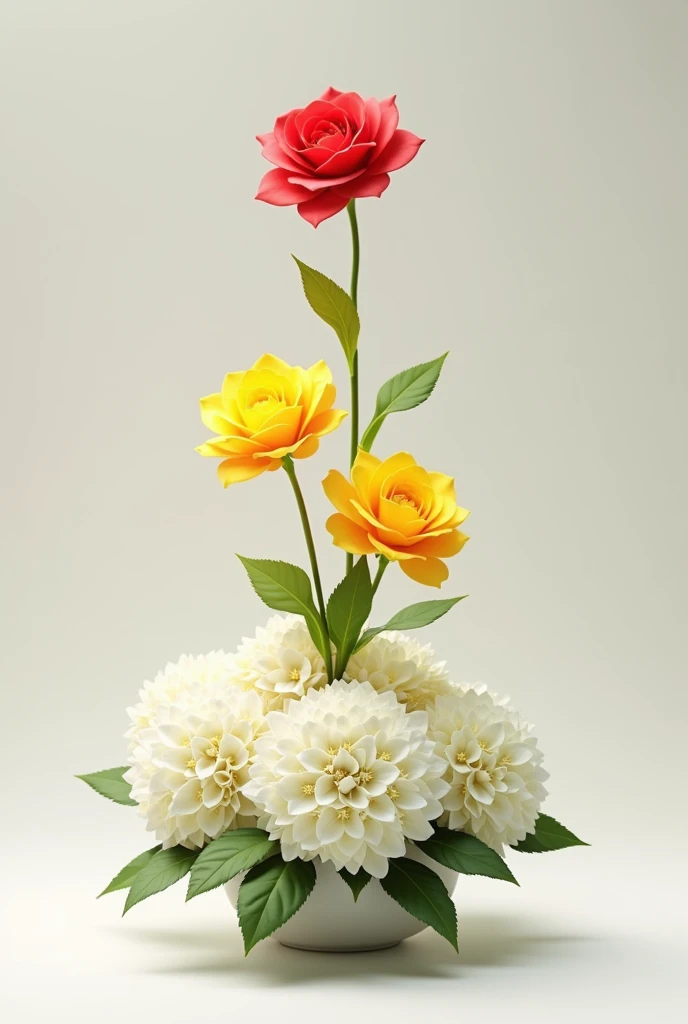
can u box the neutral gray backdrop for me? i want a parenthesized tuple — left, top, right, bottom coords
(1, 0, 686, 1019)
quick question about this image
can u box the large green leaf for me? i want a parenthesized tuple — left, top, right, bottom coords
(380, 857, 458, 951)
(360, 353, 448, 451)
(123, 846, 198, 915)
(338, 867, 371, 902)
(327, 557, 372, 677)
(186, 829, 279, 901)
(76, 767, 136, 806)
(354, 596, 467, 653)
(98, 845, 162, 897)
(513, 814, 588, 853)
(417, 828, 519, 884)
(237, 854, 316, 954)
(292, 256, 360, 370)
(237, 556, 328, 664)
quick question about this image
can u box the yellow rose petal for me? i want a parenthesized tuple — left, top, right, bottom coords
(217, 457, 272, 487)
(322, 470, 369, 528)
(326, 514, 376, 555)
(400, 555, 449, 588)
(408, 530, 469, 558)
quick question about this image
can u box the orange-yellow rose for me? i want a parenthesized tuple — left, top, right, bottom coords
(197, 354, 346, 486)
(323, 451, 469, 588)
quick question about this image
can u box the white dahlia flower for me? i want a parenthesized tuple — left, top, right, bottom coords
(428, 684, 549, 854)
(244, 679, 449, 878)
(231, 614, 329, 712)
(125, 666, 266, 850)
(344, 631, 452, 710)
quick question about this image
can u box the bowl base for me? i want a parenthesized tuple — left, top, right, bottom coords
(278, 938, 401, 953)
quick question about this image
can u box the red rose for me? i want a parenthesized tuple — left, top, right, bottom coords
(255, 87, 424, 227)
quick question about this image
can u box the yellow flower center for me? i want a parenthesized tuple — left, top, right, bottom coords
(392, 492, 418, 510)
(289, 668, 301, 682)
(245, 388, 281, 411)
(302, 784, 315, 796)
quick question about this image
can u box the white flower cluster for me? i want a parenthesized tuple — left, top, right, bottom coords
(125, 651, 237, 744)
(344, 631, 452, 709)
(428, 684, 549, 853)
(125, 656, 264, 849)
(123, 617, 548, 864)
(244, 679, 449, 877)
(231, 614, 328, 712)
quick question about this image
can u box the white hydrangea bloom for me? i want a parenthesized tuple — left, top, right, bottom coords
(344, 631, 452, 710)
(244, 679, 449, 878)
(125, 666, 266, 850)
(428, 684, 549, 854)
(231, 614, 329, 712)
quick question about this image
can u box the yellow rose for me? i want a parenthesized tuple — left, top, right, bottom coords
(323, 450, 469, 588)
(197, 354, 346, 486)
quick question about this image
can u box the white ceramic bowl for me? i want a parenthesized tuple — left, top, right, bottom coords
(225, 846, 457, 952)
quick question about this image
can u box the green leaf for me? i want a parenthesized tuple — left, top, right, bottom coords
(237, 556, 328, 664)
(76, 767, 136, 806)
(354, 596, 467, 653)
(417, 828, 519, 885)
(360, 353, 448, 451)
(513, 813, 589, 853)
(186, 829, 279, 901)
(292, 256, 360, 370)
(98, 845, 162, 897)
(338, 867, 371, 901)
(123, 846, 198, 915)
(327, 557, 372, 676)
(237, 854, 316, 954)
(380, 857, 458, 951)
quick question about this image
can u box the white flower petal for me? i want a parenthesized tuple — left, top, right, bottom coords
(169, 779, 203, 816)
(314, 774, 338, 805)
(297, 747, 331, 772)
(316, 806, 345, 844)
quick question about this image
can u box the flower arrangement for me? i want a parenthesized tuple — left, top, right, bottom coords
(79, 87, 586, 955)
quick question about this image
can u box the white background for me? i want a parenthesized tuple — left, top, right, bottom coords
(1, 1, 686, 1019)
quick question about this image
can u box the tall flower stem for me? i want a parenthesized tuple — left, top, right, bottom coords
(282, 455, 332, 680)
(371, 556, 389, 599)
(346, 199, 361, 575)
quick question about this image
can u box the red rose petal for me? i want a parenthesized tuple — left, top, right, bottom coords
(369, 129, 425, 173)
(297, 190, 350, 227)
(329, 92, 365, 130)
(255, 168, 313, 206)
(257, 132, 309, 173)
(372, 95, 399, 156)
(334, 172, 391, 199)
(279, 110, 306, 153)
(311, 141, 376, 179)
(361, 97, 381, 142)
(319, 86, 344, 102)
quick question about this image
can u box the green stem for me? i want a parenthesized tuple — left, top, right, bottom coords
(282, 456, 331, 679)
(346, 199, 361, 576)
(371, 556, 389, 599)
